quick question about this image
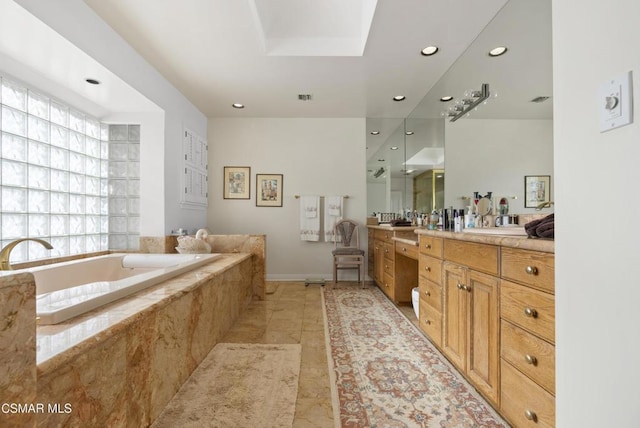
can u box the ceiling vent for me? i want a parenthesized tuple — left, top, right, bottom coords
(530, 96, 550, 103)
(298, 94, 313, 101)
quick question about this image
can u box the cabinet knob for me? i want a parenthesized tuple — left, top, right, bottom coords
(425, 319, 431, 325)
(524, 410, 538, 422)
(402, 247, 407, 252)
(457, 283, 464, 290)
(525, 265, 538, 275)
(424, 266, 431, 272)
(424, 244, 431, 249)
(525, 354, 538, 366)
(465, 285, 472, 292)
(524, 307, 538, 318)
(424, 290, 431, 297)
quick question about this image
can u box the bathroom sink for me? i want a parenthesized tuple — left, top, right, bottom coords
(461, 226, 527, 237)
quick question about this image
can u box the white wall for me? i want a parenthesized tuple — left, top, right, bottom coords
(553, 1, 640, 426)
(444, 119, 554, 213)
(16, 0, 208, 235)
(207, 118, 367, 280)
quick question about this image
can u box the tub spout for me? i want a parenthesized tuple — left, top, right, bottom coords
(0, 238, 53, 270)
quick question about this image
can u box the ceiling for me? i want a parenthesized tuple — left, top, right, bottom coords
(79, 0, 511, 119)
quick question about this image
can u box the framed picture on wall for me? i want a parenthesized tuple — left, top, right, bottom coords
(524, 175, 551, 208)
(256, 174, 283, 207)
(223, 166, 251, 199)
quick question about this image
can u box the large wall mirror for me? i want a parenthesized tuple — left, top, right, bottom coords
(367, 0, 553, 218)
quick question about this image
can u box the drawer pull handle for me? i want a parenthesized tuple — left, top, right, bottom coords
(424, 244, 431, 249)
(524, 307, 538, 318)
(525, 354, 538, 366)
(524, 410, 538, 422)
(525, 265, 538, 275)
(425, 266, 431, 272)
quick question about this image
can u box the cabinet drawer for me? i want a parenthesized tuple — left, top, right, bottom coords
(395, 230, 418, 240)
(418, 278, 442, 313)
(374, 229, 394, 241)
(383, 241, 394, 261)
(444, 239, 499, 275)
(501, 360, 555, 428)
(501, 280, 555, 344)
(502, 248, 555, 294)
(501, 320, 555, 394)
(395, 241, 419, 260)
(382, 272, 395, 300)
(419, 235, 443, 258)
(419, 301, 442, 347)
(383, 258, 394, 276)
(419, 255, 442, 284)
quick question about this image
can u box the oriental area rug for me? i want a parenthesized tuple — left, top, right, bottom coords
(152, 343, 301, 428)
(322, 286, 508, 427)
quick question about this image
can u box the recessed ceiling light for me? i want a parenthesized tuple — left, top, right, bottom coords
(420, 46, 439, 56)
(488, 46, 508, 57)
(85, 78, 100, 85)
(370, 130, 380, 135)
(405, 131, 414, 135)
(390, 146, 399, 150)
(393, 95, 406, 102)
(232, 103, 245, 109)
(440, 96, 453, 102)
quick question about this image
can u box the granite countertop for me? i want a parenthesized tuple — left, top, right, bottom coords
(367, 225, 419, 231)
(414, 228, 554, 253)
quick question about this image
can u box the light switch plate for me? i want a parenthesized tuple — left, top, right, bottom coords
(599, 70, 633, 132)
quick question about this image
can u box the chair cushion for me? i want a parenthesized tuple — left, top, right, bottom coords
(332, 248, 365, 256)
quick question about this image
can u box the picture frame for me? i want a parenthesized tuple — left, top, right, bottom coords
(256, 174, 283, 207)
(524, 175, 551, 208)
(223, 166, 250, 199)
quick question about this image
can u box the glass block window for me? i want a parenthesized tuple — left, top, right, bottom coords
(0, 74, 140, 262)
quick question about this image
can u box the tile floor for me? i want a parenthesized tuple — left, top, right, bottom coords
(220, 281, 418, 428)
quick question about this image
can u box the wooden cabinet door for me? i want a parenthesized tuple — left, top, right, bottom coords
(374, 239, 384, 284)
(467, 269, 500, 405)
(442, 262, 467, 371)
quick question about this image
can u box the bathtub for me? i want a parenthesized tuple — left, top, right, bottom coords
(33, 253, 220, 325)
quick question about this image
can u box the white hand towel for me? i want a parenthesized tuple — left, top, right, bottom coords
(324, 196, 343, 242)
(299, 195, 320, 241)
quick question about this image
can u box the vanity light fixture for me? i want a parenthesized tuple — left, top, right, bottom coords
(420, 46, 439, 56)
(85, 78, 100, 85)
(440, 96, 453, 102)
(393, 95, 406, 102)
(232, 103, 245, 109)
(370, 130, 380, 135)
(488, 46, 508, 57)
(446, 83, 490, 122)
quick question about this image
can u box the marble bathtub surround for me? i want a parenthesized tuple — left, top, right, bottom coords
(0, 272, 37, 428)
(139, 234, 266, 300)
(35, 254, 254, 426)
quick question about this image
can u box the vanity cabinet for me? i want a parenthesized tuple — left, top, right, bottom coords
(418, 235, 443, 346)
(367, 227, 417, 303)
(442, 239, 500, 406)
(499, 248, 555, 428)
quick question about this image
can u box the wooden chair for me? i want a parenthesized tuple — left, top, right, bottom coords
(332, 219, 365, 288)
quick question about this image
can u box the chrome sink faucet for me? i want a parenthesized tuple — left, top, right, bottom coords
(0, 238, 53, 270)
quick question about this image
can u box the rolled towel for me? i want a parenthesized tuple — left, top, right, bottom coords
(538, 226, 554, 239)
(525, 214, 554, 236)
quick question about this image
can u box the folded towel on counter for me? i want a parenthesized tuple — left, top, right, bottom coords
(324, 196, 343, 242)
(299, 195, 320, 241)
(525, 214, 554, 239)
